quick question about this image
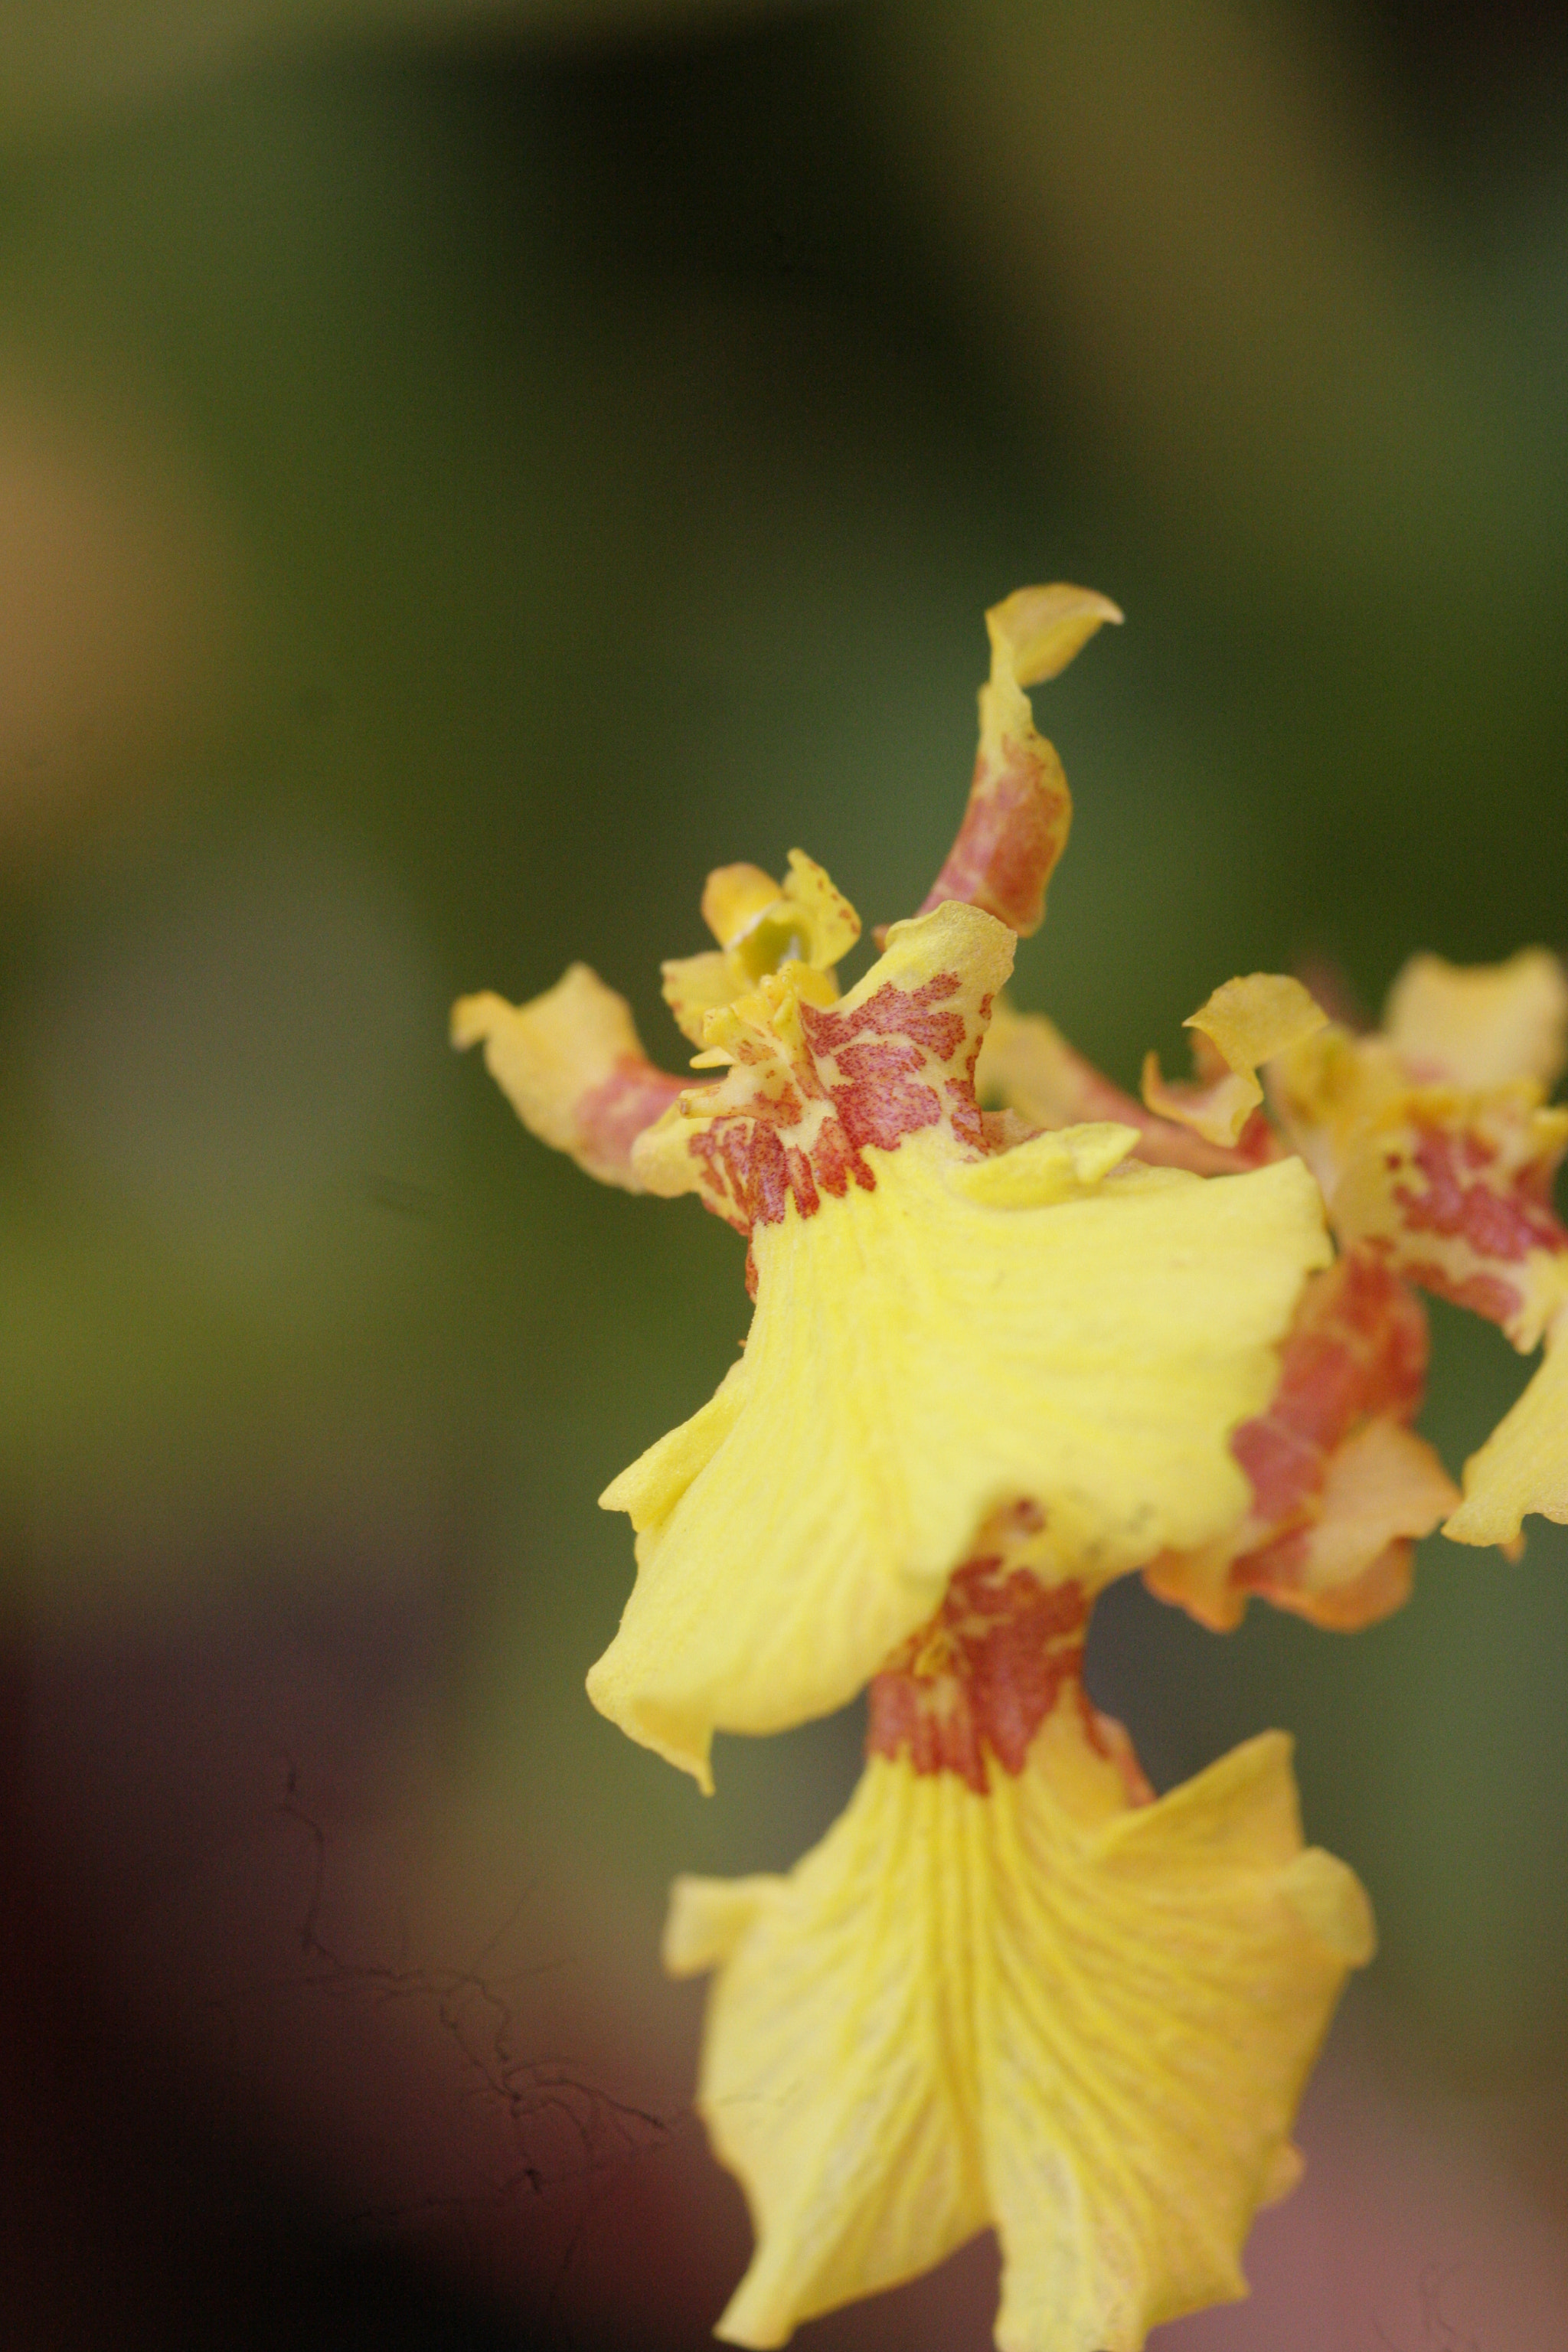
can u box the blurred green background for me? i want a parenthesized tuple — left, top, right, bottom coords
(2, 4, 1566, 2346)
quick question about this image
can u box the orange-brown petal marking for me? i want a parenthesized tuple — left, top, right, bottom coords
(451, 964, 684, 1191)
(867, 1548, 1094, 1795)
(1330, 1093, 1568, 1351)
(1147, 1249, 1457, 1632)
(918, 583, 1122, 939)
(635, 900, 1011, 1246)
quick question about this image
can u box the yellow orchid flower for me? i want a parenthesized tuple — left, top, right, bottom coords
(985, 949, 1568, 1606)
(668, 1553, 1373, 2352)
(1269, 958, 1568, 1548)
(450, 588, 1478, 2352)
(457, 590, 1330, 1788)
(596, 899, 1327, 1786)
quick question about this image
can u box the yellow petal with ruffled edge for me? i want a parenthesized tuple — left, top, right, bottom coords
(1384, 948, 1568, 1090)
(667, 1697, 1372, 2352)
(1444, 1309, 1568, 1546)
(1143, 974, 1326, 1149)
(452, 964, 682, 1191)
(592, 911, 1329, 1788)
(595, 1132, 1328, 1785)
(773, 848, 861, 970)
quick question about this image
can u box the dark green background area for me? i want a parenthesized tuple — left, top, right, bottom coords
(2, 5, 1566, 2344)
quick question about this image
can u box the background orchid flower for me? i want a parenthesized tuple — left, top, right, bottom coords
(987, 945, 1568, 1628)
(1132, 952, 1568, 1557)
(1271, 951, 1568, 1549)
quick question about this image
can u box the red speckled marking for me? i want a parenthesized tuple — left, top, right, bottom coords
(1148, 1249, 1439, 1632)
(866, 1554, 1089, 1794)
(1231, 1250, 1428, 1536)
(1181, 1247, 1432, 1625)
(688, 972, 987, 1239)
(1392, 1125, 1566, 1263)
(575, 1057, 685, 1179)
(1364, 1116, 1568, 1328)
(919, 737, 1071, 938)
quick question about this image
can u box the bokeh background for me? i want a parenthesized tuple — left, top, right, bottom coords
(3, 4, 1567, 2345)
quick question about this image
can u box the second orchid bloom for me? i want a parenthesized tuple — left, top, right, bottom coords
(456, 586, 1566, 2352)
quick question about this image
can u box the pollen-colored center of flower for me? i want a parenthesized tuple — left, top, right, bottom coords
(866, 1544, 1089, 1794)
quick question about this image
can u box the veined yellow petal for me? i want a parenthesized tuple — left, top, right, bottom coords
(669, 1696, 1370, 2352)
(1385, 948, 1568, 1090)
(1445, 1309, 1568, 1546)
(451, 964, 681, 1191)
(1144, 974, 1326, 1149)
(592, 1121, 1328, 1786)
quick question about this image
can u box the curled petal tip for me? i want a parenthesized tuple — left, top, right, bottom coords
(986, 582, 1124, 690)
(450, 988, 498, 1050)
(1145, 974, 1326, 1148)
(914, 585, 1121, 943)
(701, 864, 780, 951)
